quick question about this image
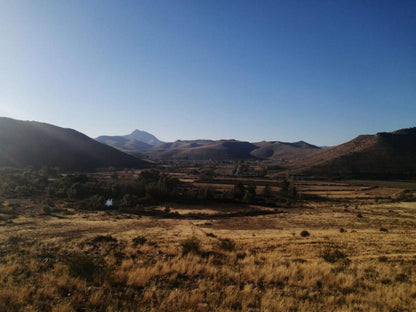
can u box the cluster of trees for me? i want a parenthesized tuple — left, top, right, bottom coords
(0, 167, 300, 213)
(232, 178, 298, 205)
(232, 182, 257, 203)
(0, 168, 50, 197)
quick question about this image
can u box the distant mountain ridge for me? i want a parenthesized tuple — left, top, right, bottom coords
(96, 128, 323, 160)
(96, 128, 323, 161)
(0, 117, 150, 171)
(144, 139, 321, 161)
(9, 117, 413, 178)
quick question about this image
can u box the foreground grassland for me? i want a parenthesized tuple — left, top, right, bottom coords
(0, 181, 416, 311)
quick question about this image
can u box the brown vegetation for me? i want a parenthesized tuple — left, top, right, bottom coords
(0, 167, 415, 311)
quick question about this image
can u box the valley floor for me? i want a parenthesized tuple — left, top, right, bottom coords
(0, 181, 416, 311)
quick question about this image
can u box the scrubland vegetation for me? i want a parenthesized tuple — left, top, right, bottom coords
(0, 166, 415, 311)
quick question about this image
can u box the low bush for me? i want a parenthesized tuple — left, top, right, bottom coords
(67, 254, 107, 283)
(395, 273, 408, 282)
(42, 205, 52, 215)
(181, 237, 200, 255)
(132, 235, 147, 246)
(300, 230, 310, 237)
(378, 256, 388, 262)
(7, 235, 23, 245)
(91, 235, 117, 244)
(218, 238, 235, 251)
(321, 248, 347, 263)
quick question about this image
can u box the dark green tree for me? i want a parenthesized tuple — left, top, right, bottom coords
(233, 182, 245, 200)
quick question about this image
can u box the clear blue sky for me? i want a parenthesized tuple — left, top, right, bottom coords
(1, 0, 415, 145)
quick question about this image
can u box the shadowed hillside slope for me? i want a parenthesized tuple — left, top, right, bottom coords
(0, 117, 150, 171)
(290, 127, 416, 178)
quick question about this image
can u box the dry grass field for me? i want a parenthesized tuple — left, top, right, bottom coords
(1, 178, 416, 311)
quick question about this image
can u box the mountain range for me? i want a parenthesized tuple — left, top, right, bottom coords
(95, 132, 322, 161)
(94, 126, 416, 178)
(0, 116, 415, 178)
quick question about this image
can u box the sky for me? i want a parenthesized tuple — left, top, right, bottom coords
(0, 0, 415, 146)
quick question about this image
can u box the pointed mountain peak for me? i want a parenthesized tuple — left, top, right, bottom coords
(124, 129, 163, 146)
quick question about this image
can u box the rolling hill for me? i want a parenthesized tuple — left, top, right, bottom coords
(147, 139, 258, 160)
(145, 139, 321, 161)
(0, 117, 150, 171)
(290, 127, 416, 178)
(251, 141, 321, 161)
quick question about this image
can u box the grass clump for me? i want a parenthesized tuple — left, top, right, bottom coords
(321, 248, 347, 263)
(67, 253, 107, 283)
(91, 235, 117, 244)
(132, 235, 147, 246)
(180, 236, 200, 255)
(7, 235, 23, 245)
(42, 205, 52, 215)
(395, 273, 408, 282)
(378, 256, 388, 262)
(218, 238, 235, 251)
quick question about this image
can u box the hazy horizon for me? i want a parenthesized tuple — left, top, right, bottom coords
(1, 1, 415, 145)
